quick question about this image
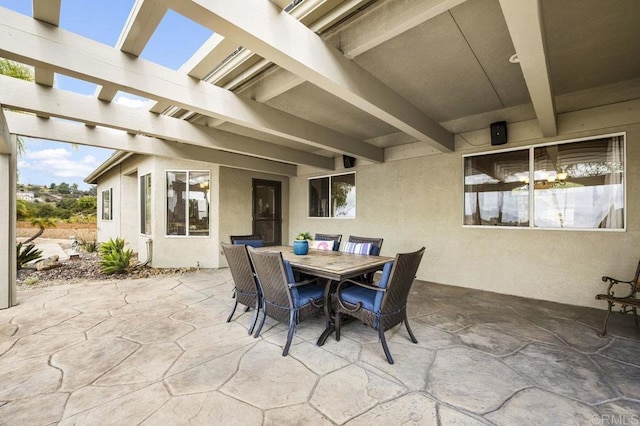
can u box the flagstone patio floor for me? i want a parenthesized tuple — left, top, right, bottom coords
(1, 268, 639, 425)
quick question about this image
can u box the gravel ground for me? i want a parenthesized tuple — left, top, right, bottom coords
(17, 251, 201, 289)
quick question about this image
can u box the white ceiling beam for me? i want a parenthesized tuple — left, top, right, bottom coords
(96, 0, 169, 102)
(5, 112, 296, 176)
(499, 0, 557, 137)
(0, 7, 381, 162)
(32, 0, 60, 26)
(270, 0, 291, 10)
(32, 0, 61, 87)
(169, 0, 454, 152)
(0, 105, 10, 154)
(0, 75, 333, 169)
(338, 0, 467, 59)
(223, 0, 463, 126)
(149, 33, 238, 113)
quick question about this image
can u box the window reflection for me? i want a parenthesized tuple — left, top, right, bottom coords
(464, 150, 529, 226)
(309, 173, 356, 218)
(167, 171, 210, 236)
(533, 136, 624, 229)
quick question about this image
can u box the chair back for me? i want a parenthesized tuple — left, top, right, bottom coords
(230, 234, 261, 243)
(221, 242, 259, 296)
(315, 233, 342, 251)
(231, 234, 264, 248)
(634, 259, 640, 294)
(248, 250, 293, 311)
(380, 247, 425, 314)
(348, 235, 384, 256)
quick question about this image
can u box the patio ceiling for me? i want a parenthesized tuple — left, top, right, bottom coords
(1, 0, 639, 176)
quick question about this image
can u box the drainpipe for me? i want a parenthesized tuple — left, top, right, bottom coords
(132, 238, 152, 269)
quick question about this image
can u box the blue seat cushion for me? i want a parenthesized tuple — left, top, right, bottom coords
(292, 283, 324, 308)
(373, 261, 394, 310)
(340, 285, 377, 312)
(283, 260, 324, 307)
(233, 239, 264, 248)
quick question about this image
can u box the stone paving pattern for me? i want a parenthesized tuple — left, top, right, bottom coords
(1, 269, 639, 425)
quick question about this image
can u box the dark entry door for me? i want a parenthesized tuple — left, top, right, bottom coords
(252, 179, 282, 246)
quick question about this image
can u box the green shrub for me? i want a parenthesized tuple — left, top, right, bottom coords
(17, 242, 43, 270)
(99, 238, 133, 275)
(81, 240, 99, 253)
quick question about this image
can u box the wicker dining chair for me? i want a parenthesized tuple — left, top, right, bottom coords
(347, 235, 384, 255)
(335, 247, 425, 364)
(221, 242, 261, 335)
(314, 233, 343, 251)
(230, 234, 264, 248)
(248, 250, 325, 356)
(345, 235, 384, 283)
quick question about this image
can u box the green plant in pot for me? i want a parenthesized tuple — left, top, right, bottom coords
(293, 232, 312, 255)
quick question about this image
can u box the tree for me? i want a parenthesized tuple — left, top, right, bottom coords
(57, 182, 70, 194)
(50, 183, 57, 190)
(0, 59, 34, 156)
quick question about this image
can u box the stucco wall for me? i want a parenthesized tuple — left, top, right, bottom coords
(218, 167, 289, 267)
(289, 111, 640, 308)
(150, 157, 220, 269)
(96, 166, 123, 247)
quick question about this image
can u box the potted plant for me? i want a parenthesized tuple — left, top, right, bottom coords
(293, 232, 312, 255)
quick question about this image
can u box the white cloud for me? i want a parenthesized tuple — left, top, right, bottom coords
(24, 148, 71, 161)
(114, 95, 148, 109)
(21, 148, 100, 179)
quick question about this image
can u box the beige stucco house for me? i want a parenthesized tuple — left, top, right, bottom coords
(2, 0, 640, 311)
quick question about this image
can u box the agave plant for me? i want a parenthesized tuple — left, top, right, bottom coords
(99, 237, 133, 275)
(17, 242, 43, 270)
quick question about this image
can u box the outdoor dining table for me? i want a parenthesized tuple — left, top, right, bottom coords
(256, 245, 393, 345)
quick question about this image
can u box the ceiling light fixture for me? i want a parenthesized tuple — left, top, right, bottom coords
(509, 54, 520, 64)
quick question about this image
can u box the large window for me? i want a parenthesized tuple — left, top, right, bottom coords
(166, 171, 210, 236)
(140, 174, 151, 235)
(308, 173, 356, 218)
(464, 134, 625, 230)
(101, 188, 112, 221)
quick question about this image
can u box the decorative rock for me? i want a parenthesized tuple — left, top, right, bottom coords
(36, 255, 61, 271)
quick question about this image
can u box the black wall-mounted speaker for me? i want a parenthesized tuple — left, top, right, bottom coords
(343, 155, 356, 168)
(490, 121, 508, 146)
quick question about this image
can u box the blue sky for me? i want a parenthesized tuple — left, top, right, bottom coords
(1, 0, 212, 189)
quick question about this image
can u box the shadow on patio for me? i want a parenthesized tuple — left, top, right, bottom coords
(1, 269, 639, 424)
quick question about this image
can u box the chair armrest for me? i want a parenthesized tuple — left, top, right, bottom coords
(601, 276, 636, 298)
(336, 279, 386, 294)
(335, 279, 386, 313)
(289, 277, 319, 288)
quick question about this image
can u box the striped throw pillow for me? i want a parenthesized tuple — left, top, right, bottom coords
(341, 242, 373, 255)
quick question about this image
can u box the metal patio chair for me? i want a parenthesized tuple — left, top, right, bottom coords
(335, 247, 425, 364)
(249, 250, 325, 356)
(221, 242, 261, 335)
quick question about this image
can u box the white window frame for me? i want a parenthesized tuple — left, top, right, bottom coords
(101, 188, 112, 221)
(307, 172, 357, 219)
(462, 132, 626, 232)
(140, 173, 152, 236)
(165, 170, 211, 237)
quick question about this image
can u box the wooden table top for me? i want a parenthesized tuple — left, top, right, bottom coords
(256, 245, 393, 281)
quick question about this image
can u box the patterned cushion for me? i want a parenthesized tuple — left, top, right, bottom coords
(341, 242, 373, 255)
(309, 240, 333, 251)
